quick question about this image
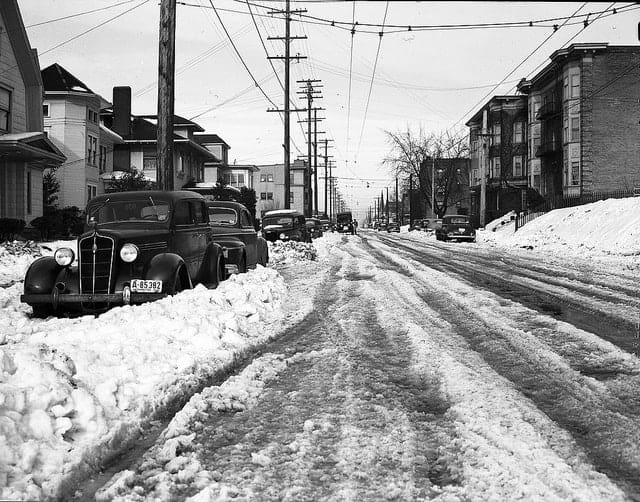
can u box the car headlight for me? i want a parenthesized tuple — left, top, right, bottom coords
(120, 243, 139, 263)
(54, 247, 75, 267)
(279, 233, 287, 240)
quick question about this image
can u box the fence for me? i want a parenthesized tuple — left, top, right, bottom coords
(515, 189, 637, 231)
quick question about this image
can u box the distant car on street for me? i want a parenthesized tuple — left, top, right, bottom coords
(435, 215, 475, 242)
(261, 209, 311, 243)
(424, 218, 443, 234)
(305, 217, 324, 239)
(206, 201, 269, 276)
(387, 222, 400, 233)
(336, 211, 356, 234)
(21, 191, 226, 317)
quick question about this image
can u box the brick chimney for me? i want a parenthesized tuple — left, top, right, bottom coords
(112, 86, 131, 171)
(112, 86, 131, 138)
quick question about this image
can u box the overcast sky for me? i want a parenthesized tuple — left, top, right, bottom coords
(17, 1, 640, 218)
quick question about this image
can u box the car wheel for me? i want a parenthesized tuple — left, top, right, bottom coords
(168, 270, 185, 295)
(259, 247, 269, 266)
(31, 305, 54, 319)
(238, 254, 247, 274)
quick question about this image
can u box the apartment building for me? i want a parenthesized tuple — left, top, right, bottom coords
(468, 43, 640, 224)
(255, 159, 309, 216)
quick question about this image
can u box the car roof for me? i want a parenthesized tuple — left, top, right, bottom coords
(205, 200, 247, 211)
(264, 209, 304, 217)
(88, 190, 204, 204)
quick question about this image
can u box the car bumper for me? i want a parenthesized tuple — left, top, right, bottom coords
(21, 289, 166, 308)
(447, 234, 475, 240)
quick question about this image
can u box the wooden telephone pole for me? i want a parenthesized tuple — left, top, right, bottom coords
(157, 0, 176, 191)
(266, 0, 307, 209)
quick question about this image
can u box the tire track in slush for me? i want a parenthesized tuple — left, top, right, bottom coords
(359, 234, 640, 501)
(150, 252, 457, 501)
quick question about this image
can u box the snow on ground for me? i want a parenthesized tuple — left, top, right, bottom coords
(0, 235, 333, 501)
(268, 240, 317, 265)
(478, 197, 640, 257)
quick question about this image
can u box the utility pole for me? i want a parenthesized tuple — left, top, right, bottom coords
(266, 1, 307, 208)
(409, 173, 413, 227)
(480, 109, 489, 227)
(395, 176, 399, 224)
(386, 186, 390, 224)
(157, 0, 176, 191)
(322, 139, 333, 218)
(297, 79, 322, 216)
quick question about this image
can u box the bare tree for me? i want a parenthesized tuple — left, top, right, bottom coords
(384, 127, 469, 218)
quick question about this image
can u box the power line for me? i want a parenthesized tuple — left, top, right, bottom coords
(38, 0, 151, 57)
(207, 0, 279, 109)
(25, 0, 140, 29)
(354, 1, 389, 165)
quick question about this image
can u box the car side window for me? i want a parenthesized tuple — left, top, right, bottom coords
(240, 210, 252, 228)
(191, 201, 206, 224)
(173, 201, 192, 226)
(298, 216, 305, 228)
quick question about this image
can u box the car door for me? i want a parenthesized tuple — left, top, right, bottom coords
(239, 208, 258, 266)
(171, 200, 198, 279)
(190, 200, 209, 272)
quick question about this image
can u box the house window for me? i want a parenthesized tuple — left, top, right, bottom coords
(512, 155, 523, 177)
(87, 135, 98, 165)
(563, 118, 569, 143)
(27, 169, 32, 215)
(99, 145, 108, 173)
(570, 74, 580, 98)
(571, 161, 580, 186)
(260, 174, 266, 182)
(143, 151, 157, 181)
(288, 191, 293, 202)
(87, 184, 97, 201)
(87, 109, 98, 123)
(267, 192, 273, 200)
(491, 124, 501, 146)
(512, 122, 523, 143)
(563, 77, 569, 100)
(267, 174, 273, 182)
(570, 117, 579, 142)
(260, 192, 267, 200)
(43, 103, 50, 117)
(0, 88, 11, 133)
(490, 157, 501, 178)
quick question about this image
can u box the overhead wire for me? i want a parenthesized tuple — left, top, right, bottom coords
(354, 1, 389, 166)
(345, 1, 356, 176)
(25, 0, 140, 29)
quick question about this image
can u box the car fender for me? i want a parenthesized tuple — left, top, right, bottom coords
(198, 243, 225, 286)
(23, 257, 64, 295)
(144, 253, 192, 290)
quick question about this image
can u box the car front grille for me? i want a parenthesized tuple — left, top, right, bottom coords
(79, 234, 115, 295)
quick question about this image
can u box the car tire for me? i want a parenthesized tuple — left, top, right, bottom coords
(31, 305, 54, 319)
(168, 270, 185, 295)
(238, 254, 247, 274)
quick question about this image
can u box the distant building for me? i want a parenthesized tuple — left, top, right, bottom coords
(41, 63, 120, 208)
(467, 43, 640, 224)
(193, 133, 229, 183)
(255, 159, 309, 216)
(0, 1, 65, 221)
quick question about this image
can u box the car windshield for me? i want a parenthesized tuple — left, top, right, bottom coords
(446, 217, 469, 224)
(209, 208, 237, 225)
(263, 216, 293, 227)
(87, 198, 170, 224)
(337, 214, 352, 224)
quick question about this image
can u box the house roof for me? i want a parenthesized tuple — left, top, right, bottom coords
(194, 133, 230, 148)
(0, 132, 66, 168)
(465, 95, 526, 126)
(138, 114, 205, 132)
(0, 1, 41, 89)
(41, 63, 94, 93)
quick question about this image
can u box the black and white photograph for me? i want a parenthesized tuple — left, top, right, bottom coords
(1, 0, 640, 500)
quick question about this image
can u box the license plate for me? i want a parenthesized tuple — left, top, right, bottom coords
(130, 279, 162, 293)
(458, 227, 466, 232)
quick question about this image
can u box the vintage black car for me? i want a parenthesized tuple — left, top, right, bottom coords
(261, 209, 310, 243)
(206, 201, 269, 275)
(435, 215, 476, 242)
(336, 211, 355, 234)
(21, 191, 226, 317)
(305, 217, 324, 240)
(387, 222, 400, 233)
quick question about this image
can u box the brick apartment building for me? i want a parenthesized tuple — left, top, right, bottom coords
(468, 43, 640, 224)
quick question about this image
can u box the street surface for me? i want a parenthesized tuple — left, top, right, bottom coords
(84, 232, 640, 501)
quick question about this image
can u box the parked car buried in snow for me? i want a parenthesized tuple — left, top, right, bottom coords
(435, 215, 475, 242)
(21, 191, 226, 317)
(386, 222, 400, 233)
(261, 209, 310, 243)
(305, 217, 324, 240)
(206, 200, 269, 276)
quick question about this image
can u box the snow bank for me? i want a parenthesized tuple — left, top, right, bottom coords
(479, 198, 640, 257)
(268, 240, 317, 264)
(0, 254, 288, 500)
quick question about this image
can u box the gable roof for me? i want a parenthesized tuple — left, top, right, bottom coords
(0, 1, 41, 89)
(194, 133, 230, 148)
(41, 63, 94, 93)
(138, 114, 205, 132)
